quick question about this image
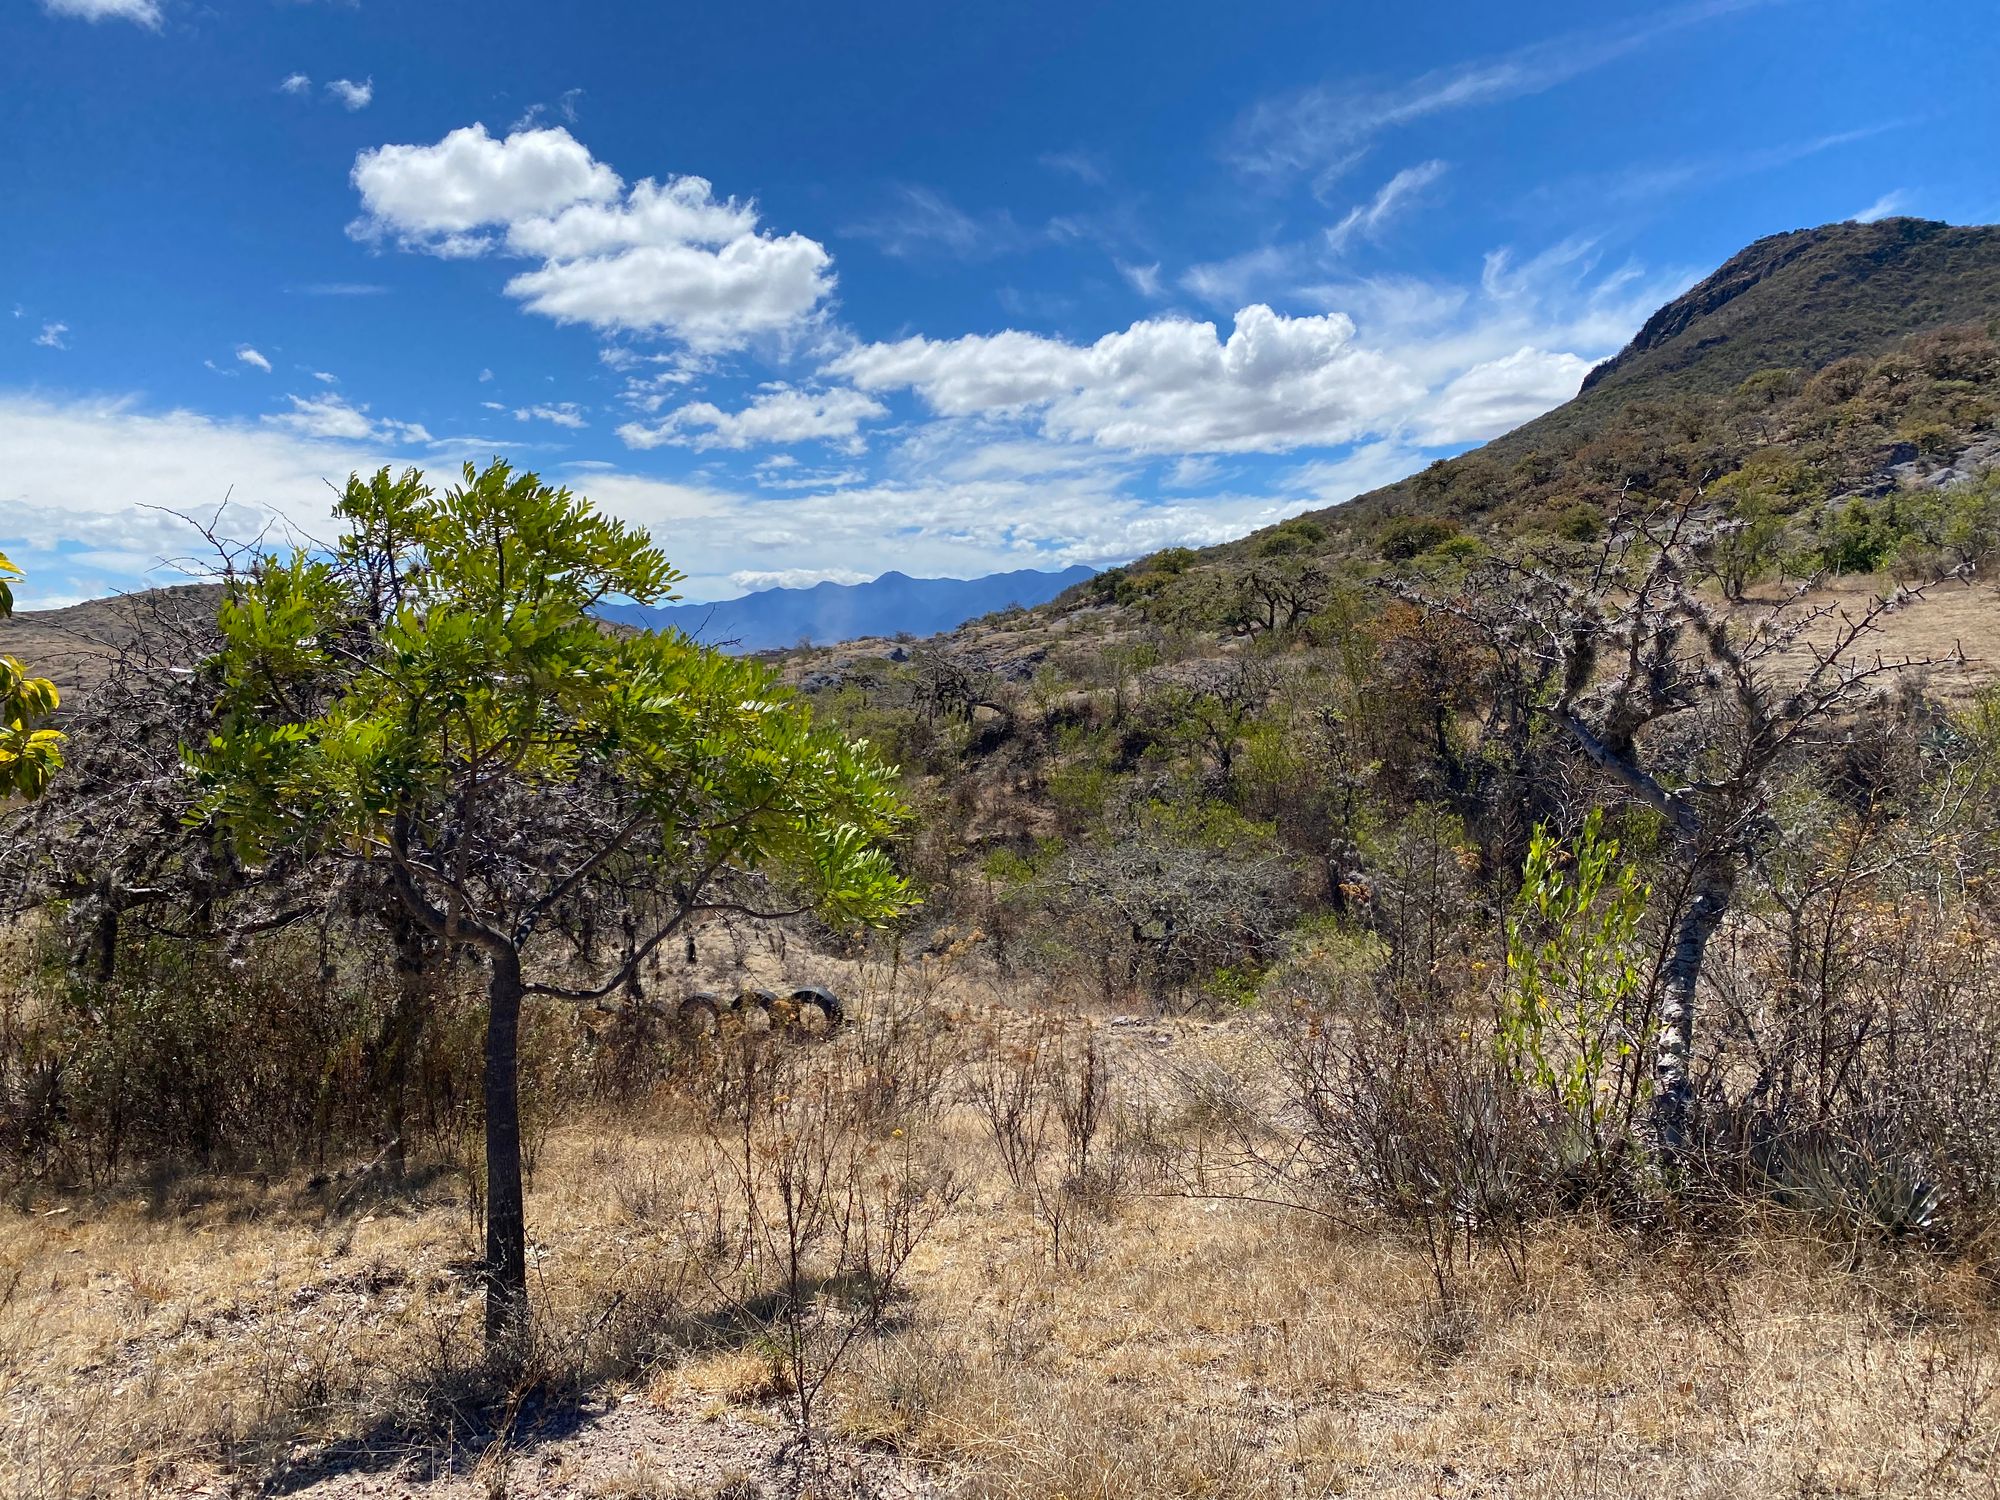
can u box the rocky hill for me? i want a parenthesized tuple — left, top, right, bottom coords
(0, 584, 220, 707)
(1234, 217, 2000, 553)
(1579, 218, 2000, 400)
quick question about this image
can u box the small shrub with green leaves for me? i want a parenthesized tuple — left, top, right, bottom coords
(1377, 516, 1461, 561)
(1500, 811, 1652, 1173)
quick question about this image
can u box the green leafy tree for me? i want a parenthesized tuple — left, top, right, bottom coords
(1817, 496, 1910, 574)
(192, 462, 910, 1341)
(0, 551, 64, 798)
(1907, 470, 2000, 570)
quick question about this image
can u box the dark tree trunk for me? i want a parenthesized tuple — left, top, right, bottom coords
(483, 947, 529, 1343)
(89, 876, 119, 984)
(379, 914, 429, 1177)
(1654, 862, 1733, 1156)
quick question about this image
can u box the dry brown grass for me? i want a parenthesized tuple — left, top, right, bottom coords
(842, 1195, 2000, 1498)
(1749, 572, 2000, 705)
(3, 1004, 1998, 1499)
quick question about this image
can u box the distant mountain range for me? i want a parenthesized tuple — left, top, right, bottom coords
(597, 565, 1097, 652)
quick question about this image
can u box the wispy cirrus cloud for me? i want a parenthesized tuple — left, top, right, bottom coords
(265, 391, 431, 445)
(1854, 188, 1913, 223)
(1325, 160, 1449, 253)
(1039, 148, 1109, 186)
(514, 401, 588, 429)
(1225, 0, 1776, 191)
(845, 185, 1035, 262)
(1173, 161, 1451, 309)
(511, 88, 584, 133)
(325, 77, 374, 111)
(1179, 246, 1300, 309)
(1848, 189, 1912, 225)
(40, 0, 160, 27)
(278, 72, 374, 110)
(1593, 122, 1902, 204)
(1117, 260, 1164, 298)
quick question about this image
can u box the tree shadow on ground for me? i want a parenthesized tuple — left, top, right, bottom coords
(13, 1152, 469, 1230)
(258, 1276, 901, 1495)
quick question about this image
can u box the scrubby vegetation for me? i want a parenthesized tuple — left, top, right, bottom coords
(5, 284, 2000, 1494)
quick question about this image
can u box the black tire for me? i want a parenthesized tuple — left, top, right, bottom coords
(789, 985, 845, 1032)
(677, 992, 723, 1034)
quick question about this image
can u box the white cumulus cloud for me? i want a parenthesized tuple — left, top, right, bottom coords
(33, 322, 70, 349)
(325, 77, 374, 111)
(264, 392, 430, 445)
(0, 394, 393, 602)
(504, 234, 830, 349)
(514, 402, 588, 429)
(728, 567, 870, 592)
(507, 175, 760, 260)
(1414, 346, 1592, 444)
(352, 124, 621, 251)
(235, 345, 272, 373)
(279, 72, 313, 96)
(349, 124, 833, 350)
(617, 385, 887, 452)
(833, 305, 1422, 455)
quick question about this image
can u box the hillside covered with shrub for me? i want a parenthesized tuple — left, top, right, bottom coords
(791, 222, 2000, 1006)
(5, 217, 2000, 1497)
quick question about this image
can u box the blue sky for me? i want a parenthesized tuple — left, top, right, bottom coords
(3, 0, 1994, 606)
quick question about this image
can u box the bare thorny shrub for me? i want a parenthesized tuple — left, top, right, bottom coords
(838, 941, 974, 1129)
(654, 1027, 964, 1439)
(1700, 769, 2000, 1247)
(1140, 906, 1648, 1380)
(964, 1008, 1130, 1270)
(0, 911, 503, 1194)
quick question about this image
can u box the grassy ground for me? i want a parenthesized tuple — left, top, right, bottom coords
(3, 998, 1997, 1500)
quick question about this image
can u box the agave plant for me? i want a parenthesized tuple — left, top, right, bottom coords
(1767, 1135, 1945, 1240)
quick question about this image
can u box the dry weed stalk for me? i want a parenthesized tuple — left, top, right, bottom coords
(964, 1010, 1124, 1270)
(676, 1030, 963, 1439)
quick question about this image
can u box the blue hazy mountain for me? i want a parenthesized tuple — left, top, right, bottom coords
(598, 565, 1097, 651)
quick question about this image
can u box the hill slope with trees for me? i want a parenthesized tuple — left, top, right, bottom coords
(783, 215, 2000, 1013)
